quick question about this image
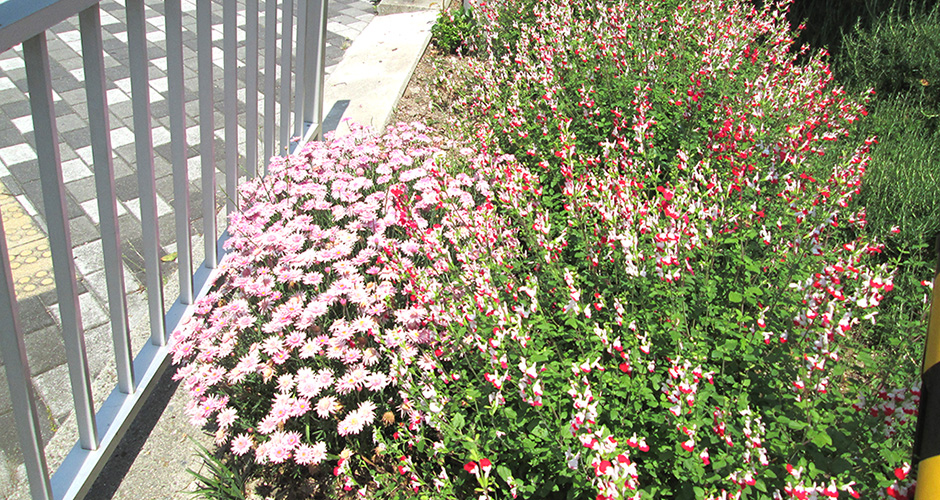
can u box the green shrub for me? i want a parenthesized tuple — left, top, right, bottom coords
(431, 8, 478, 54)
(853, 97, 940, 245)
(834, 1, 940, 249)
(409, 0, 921, 497)
(838, 1, 940, 104)
(827, 2, 940, 367)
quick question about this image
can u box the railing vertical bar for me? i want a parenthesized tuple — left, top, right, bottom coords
(291, 0, 306, 140)
(279, 0, 293, 152)
(303, 0, 327, 140)
(0, 212, 53, 500)
(246, 0, 259, 178)
(223, 0, 237, 219)
(126, 0, 167, 346)
(24, 32, 98, 451)
(80, 4, 135, 393)
(166, 0, 194, 305)
(197, 0, 217, 268)
(263, 0, 277, 174)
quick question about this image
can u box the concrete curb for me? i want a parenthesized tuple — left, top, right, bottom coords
(322, 10, 438, 138)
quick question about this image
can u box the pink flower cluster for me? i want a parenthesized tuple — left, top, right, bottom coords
(168, 122, 527, 484)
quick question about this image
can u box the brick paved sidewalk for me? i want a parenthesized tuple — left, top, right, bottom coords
(0, 0, 375, 496)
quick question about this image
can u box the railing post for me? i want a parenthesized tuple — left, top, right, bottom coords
(263, 0, 278, 174)
(165, 0, 195, 305)
(197, 0, 217, 268)
(279, 0, 294, 152)
(0, 209, 52, 500)
(126, 0, 167, 346)
(246, 0, 260, 178)
(80, 3, 135, 393)
(302, 0, 327, 141)
(292, 0, 307, 141)
(223, 0, 238, 218)
(24, 31, 99, 453)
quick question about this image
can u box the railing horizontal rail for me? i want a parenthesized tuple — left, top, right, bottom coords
(0, 0, 98, 54)
(0, 0, 328, 497)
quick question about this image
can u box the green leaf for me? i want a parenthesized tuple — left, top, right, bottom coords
(728, 291, 743, 303)
(452, 413, 465, 431)
(161, 251, 178, 262)
(810, 429, 832, 448)
(497, 465, 513, 484)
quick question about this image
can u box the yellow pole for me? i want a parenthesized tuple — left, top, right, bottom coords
(925, 260, 940, 371)
(916, 457, 940, 500)
(914, 237, 940, 500)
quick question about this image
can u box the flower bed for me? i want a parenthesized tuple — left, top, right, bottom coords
(171, 1, 924, 498)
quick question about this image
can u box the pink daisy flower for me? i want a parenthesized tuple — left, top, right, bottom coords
(231, 434, 253, 456)
(316, 396, 339, 418)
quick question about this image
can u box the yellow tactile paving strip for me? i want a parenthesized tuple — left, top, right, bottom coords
(0, 183, 55, 299)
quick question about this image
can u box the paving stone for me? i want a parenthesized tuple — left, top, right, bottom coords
(117, 212, 142, 246)
(0, 124, 31, 145)
(0, 409, 32, 466)
(51, 74, 84, 94)
(112, 155, 135, 179)
(107, 99, 135, 122)
(31, 364, 72, 424)
(17, 180, 44, 219)
(67, 214, 101, 248)
(56, 113, 86, 134)
(7, 163, 40, 192)
(82, 322, 117, 381)
(72, 239, 105, 276)
(153, 155, 174, 181)
(79, 196, 130, 226)
(149, 98, 169, 121)
(0, 376, 10, 425)
(60, 126, 93, 150)
(46, 291, 110, 332)
(0, 452, 17, 499)
(81, 266, 142, 310)
(0, 96, 30, 118)
(0, 143, 35, 167)
(158, 212, 178, 247)
(66, 176, 99, 204)
(14, 295, 56, 333)
(153, 172, 178, 202)
(113, 174, 138, 202)
(24, 325, 67, 377)
(61, 158, 93, 184)
(120, 237, 148, 287)
(65, 195, 84, 221)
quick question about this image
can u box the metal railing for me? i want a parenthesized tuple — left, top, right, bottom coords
(0, 0, 327, 497)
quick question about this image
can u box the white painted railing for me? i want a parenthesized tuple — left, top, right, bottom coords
(0, 0, 326, 497)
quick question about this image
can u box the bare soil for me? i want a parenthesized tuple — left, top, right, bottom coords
(389, 3, 476, 135)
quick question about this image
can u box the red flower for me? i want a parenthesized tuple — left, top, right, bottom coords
(895, 467, 908, 481)
(464, 461, 478, 475)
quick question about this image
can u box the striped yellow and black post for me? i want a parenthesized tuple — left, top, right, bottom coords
(914, 237, 940, 499)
